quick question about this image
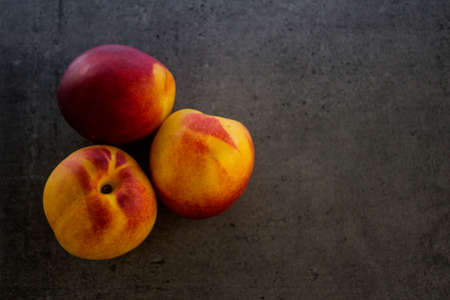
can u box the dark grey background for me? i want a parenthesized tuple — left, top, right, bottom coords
(1, 0, 449, 299)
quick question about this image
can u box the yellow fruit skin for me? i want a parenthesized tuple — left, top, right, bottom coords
(150, 109, 254, 219)
(43, 145, 157, 260)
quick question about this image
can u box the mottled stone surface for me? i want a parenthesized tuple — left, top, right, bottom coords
(1, 0, 449, 299)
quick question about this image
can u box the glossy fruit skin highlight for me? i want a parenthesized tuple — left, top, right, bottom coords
(58, 44, 175, 144)
(150, 109, 254, 219)
(43, 145, 157, 259)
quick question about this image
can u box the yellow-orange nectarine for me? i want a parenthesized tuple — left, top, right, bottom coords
(149, 109, 254, 219)
(43, 145, 157, 259)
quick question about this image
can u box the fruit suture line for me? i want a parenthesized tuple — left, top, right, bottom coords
(43, 44, 254, 260)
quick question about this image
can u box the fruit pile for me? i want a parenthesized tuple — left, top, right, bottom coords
(43, 44, 254, 260)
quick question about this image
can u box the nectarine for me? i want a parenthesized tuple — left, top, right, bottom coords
(149, 109, 254, 219)
(43, 145, 157, 259)
(58, 44, 175, 144)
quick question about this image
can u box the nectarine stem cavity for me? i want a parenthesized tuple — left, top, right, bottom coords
(101, 184, 113, 194)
